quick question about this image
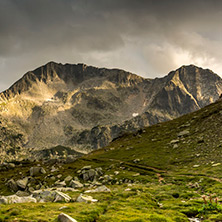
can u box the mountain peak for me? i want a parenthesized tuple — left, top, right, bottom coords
(0, 62, 143, 101)
(176, 64, 215, 74)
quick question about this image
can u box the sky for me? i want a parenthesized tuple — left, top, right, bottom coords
(1, 0, 222, 92)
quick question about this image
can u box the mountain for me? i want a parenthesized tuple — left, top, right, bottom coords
(0, 62, 222, 161)
(1, 87, 222, 221)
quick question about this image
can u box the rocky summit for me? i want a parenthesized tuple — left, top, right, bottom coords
(0, 62, 222, 162)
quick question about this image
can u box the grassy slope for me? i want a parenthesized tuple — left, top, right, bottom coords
(1, 100, 222, 221)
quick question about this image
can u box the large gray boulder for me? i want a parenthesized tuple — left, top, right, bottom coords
(30, 167, 46, 176)
(54, 191, 71, 203)
(15, 190, 30, 197)
(85, 185, 111, 193)
(78, 166, 103, 182)
(7, 179, 19, 192)
(33, 190, 71, 203)
(76, 194, 98, 203)
(69, 180, 83, 189)
(0, 195, 36, 204)
(16, 177, 29, 190)
(64, 175, 73, 183)
(55, 180, 66, 188)
(58, 213, 77, 222)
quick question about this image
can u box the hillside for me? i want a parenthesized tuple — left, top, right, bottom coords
(1, 93, 222, 221)
(0, 62, 222, 162)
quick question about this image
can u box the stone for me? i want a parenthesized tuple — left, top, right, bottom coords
(28, 187, 35, 193)
(125, 188, 131, 191)
(178, 130, 190, 137)
(30, 167, 46, 176)
(114, 171, 119, 175)
(16, 177, 29, 190)
(76, 194, 98, 203)
(33, 190, 71, 203)
(8, 163, 15, 168)
(91, 181, 102, 186)
(59, 206, 69, 210)
(64, 175, 73, 182)
(85, 185, 111, 193)
(173, 144, 178, 149)
(93, 185, 111, 192)
(7, 179, 19, 192)
(51, 176, 56, 181)
(81, 166, 91, 170)
(54, 191, 71, 203)
(95, 167, 103, 176)
(212, 163, 221, 167)
(51, 166, 59, 172)
(33, 190, 55, 202)
(58, 213, 77, 222)
(70, 180, 83, 188)
(15, 191, 30, 197)
(133, 159, 140, 163)
(85, 169, 96, 181)
(55, 181, 66, 187)
(170, 139, 179, 144)
(0, 195, 36, 204)
(56, 187, 78, 192)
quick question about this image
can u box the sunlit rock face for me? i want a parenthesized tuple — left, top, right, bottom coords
(1, 62, 222, 161)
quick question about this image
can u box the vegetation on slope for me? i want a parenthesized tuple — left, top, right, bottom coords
(1, 99, 222, 221)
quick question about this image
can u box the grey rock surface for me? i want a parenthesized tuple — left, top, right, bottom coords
(58, 213, 77, 222)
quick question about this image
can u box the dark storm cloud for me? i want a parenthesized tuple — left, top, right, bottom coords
(1, 0, 222, 92)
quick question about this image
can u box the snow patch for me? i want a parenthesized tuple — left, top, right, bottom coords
(45, 98, 54, 102)
(132, 113, 139, 117)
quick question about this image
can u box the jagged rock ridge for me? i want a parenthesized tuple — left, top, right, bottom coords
(0, 62, 222, 161)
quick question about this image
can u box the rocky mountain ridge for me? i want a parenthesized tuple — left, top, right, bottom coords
(0, 62, 222, 161)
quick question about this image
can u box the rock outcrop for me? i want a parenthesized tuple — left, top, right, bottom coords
(58, 213, 78, 222)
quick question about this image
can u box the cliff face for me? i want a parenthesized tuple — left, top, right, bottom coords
(0, 62, 222, 161)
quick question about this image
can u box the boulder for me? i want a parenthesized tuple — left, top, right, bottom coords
(170, 139, 179, 144)
(94, 185, 111, 192)
(7, 163, 15, 169)
(16, 177, 29, 190)
(16, 190, 30, 197)
(33, 190, 55, 202)
(7, 179, 19, 192)
(55, 181, 66, 187)
(85, 185, 111, 193)
(76, 194, 98, 203)
(95, 167, 103, 176)
(78, 166, 103, 182)
(51, 166, 58, 172)
(0, 195, 36, 204)
(82, 169, 97, 181)
(54, 191, 71, 203)
(58, 213, 77, 222)
(81, 166, 91, 170)
(30, 167, 46, 176)
(64, 175, 73, 183)
(178, 130, 190, 137)
(33, 190, 71, 203)
(70, 180, 83, 189)
(56, 187, 78, 192)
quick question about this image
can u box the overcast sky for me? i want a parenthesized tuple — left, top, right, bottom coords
(1, 0, 222, 92)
